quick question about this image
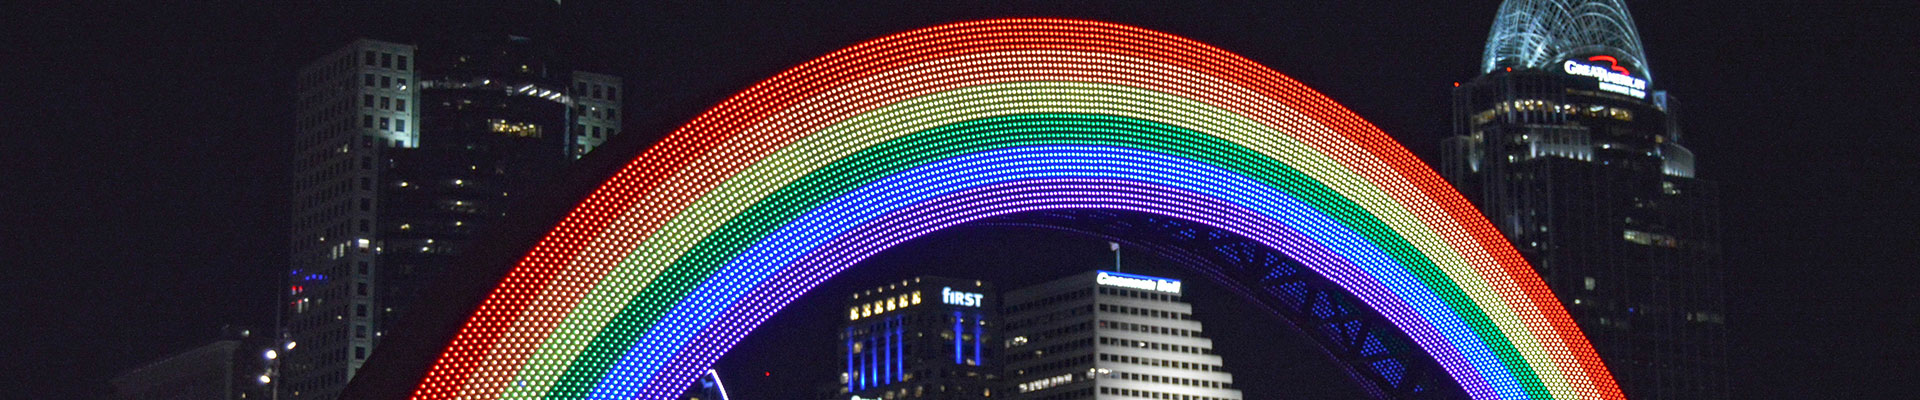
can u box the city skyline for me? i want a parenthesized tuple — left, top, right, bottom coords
(6, 1, 1916, 399)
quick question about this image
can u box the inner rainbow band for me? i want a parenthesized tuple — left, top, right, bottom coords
(409, 19, 1621, 400)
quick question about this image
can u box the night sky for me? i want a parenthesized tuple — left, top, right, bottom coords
(5, 1, 1916, 398)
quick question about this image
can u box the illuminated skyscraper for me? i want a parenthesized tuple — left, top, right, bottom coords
(830, 276, 1001, 400)
(1002, 271, 1241, 400)
(285, 33, 620, 399)
(1442, 1, 1727, 398)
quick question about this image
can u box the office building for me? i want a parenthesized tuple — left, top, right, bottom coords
(1002, 271, 1241, 400)
(286, 34, 621, 399)
(111, 326, 273, 400)
(828, 276, 1001, 400)
(1440, 1, 1727, 398)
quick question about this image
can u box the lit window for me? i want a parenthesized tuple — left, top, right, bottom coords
(489, 119, 542, 137)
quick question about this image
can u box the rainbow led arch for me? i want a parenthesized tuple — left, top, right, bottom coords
(408, 19, 1622, 400)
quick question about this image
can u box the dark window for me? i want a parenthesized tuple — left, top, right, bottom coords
(359, 198, 370, 211)
(363, 94, 374, 108)
(364, 51, 376, 66)
(607, 108, 617, 120)
(380, 76, 391, 88)
(592, 126, 601, 138)
(395, 99, 406, 112)
(379, 117, 389, 130)
(395, 119, 405, 132)
(362, 115, 374, 128)
(396, 55, 408, 70)
(354, 346, 366, 359)
(575, 82, 587, 93)
(364, 74, 375, 86)
(356, 282, 368, 295)
(592, 85, 602, 99)
(360, 177, 370, 191)
(357, 261, 369, 274)
(356, 304, 368, 317)
(380, 53, 392, 68)
(358, 219, 369, 232)
(607, 87, 617, 101)
(355, 325, 367, 338)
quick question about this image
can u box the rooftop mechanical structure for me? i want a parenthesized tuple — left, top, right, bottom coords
(1481, 0, 1651, 80)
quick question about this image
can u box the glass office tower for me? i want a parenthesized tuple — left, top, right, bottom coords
(1441, 1, 1728, 398)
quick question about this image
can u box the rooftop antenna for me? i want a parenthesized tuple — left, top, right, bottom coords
(1110, 241, 1122, 272)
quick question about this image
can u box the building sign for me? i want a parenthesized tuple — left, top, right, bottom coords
(1561, 55, 1647, 99)
(1017, 373, 1075, 393)
(848, 290, 922, 321)
(1096, 271, 1182, 295)
(942, 286, 985, 307)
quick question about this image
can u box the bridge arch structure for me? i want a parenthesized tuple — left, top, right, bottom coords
(352, 18, 1622, 400)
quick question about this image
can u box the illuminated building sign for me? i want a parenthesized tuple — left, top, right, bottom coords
(848, 291, 922, 321)
(1096, 271, 1182, 295)
(1562, 56, 1647, 98)
(1017, 373, 1075, 393)
(941, 287, 985, 307)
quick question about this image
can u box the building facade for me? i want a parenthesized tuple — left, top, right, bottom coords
(829, 276, 1002, 400)
(1002, 271, 1241, 400)
(111, 326, 274, 400)
(286, 35, 621, 399)
(286, 39, 421, 399)
(1441, 1, 1728, 398)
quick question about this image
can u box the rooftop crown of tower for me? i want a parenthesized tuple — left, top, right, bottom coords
(1481, 0, 1651, 82)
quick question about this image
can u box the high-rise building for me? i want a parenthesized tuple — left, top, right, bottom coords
(1441, 1, 1727, 398)
(828, 276, 1001, 400)
(1002, 271, 1241, 400)
(111, 326, 273, 400)
(286, 39, 421, 399)
(285, 34, 621, 399)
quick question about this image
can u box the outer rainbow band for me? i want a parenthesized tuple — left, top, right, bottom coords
(408, 19, 1621, 400)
